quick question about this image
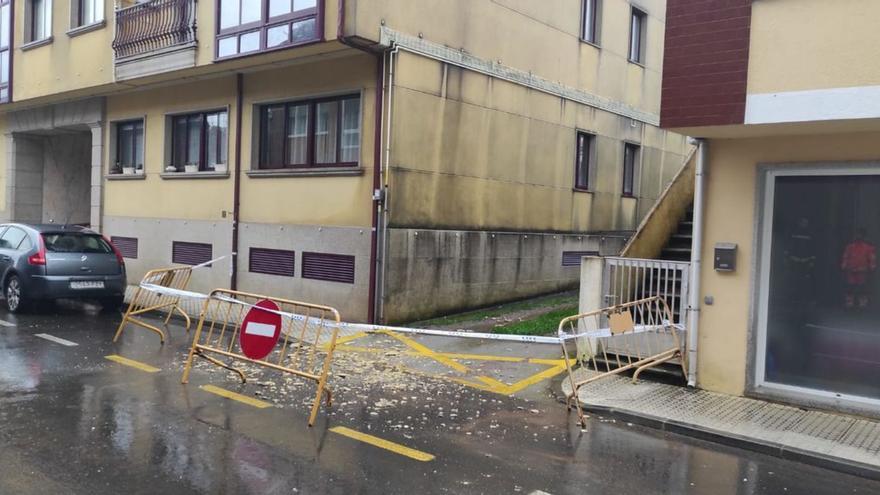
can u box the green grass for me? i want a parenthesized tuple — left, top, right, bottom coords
(414, 293, 577, 327)
(491, 305, 579, 336)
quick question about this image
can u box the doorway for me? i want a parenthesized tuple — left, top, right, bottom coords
(756, 166, 880, 407)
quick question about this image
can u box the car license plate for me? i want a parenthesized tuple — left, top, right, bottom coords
(70, 281, 104, 290)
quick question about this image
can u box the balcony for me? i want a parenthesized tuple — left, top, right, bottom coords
(112, 0, 197, 81)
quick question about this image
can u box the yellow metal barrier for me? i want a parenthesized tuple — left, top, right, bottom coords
(558, 296, 687, 426)
(181, 289, 341, 427)
(113, 266, 194, 344)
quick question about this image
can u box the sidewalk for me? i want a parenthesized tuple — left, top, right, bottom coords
(560, 367, 880, 480)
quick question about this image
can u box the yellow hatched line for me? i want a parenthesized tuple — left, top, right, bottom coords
(199, 385, 273, 409)
(330, 426, 435, 462)
(105, 355, 160, 373)
(380, 330, 470, 373)
(335, 344, 526, 363)
(504, 361, 570, 394)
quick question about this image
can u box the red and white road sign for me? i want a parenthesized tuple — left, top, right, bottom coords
(239, 299, 282, 360)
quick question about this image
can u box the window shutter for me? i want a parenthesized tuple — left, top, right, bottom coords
(562, 250, 599, 267)
(172, 241, 213, 266)
(249, 247, 295, 277)
(111, 236, 138, 259)
(301, 252, 355, 284)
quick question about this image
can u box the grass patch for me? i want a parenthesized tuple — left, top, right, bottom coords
(491, 305, 579, 336)
(415, 292, 577, 327)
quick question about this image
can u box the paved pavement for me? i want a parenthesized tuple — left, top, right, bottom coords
(1, 301, 880, 494)
(563, 366, 880, 480)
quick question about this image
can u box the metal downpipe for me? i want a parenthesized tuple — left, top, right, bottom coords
(686, 138, 707, 387)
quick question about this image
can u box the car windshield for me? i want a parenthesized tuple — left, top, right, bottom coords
(42, 233, 113, 254)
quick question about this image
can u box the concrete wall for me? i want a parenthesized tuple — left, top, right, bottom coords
(42, 133, 91, 225)
(696, 132, 880, 397)
(383, 228, 626, 323)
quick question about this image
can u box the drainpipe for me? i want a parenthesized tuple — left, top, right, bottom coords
(686, 137, 707, 387)
(230, 73, 243, 290)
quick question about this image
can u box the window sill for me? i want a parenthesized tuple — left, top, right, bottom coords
(246, 167, 363, 178)
(621, 193, 637, 199)
(21, 36, 53, 51)
(573, 187, 593, 193)
(67, 20, 105, 38)
(106, 173, 146, 180)
(579, 39, 600, 50)
(627, 59, 646, 68)
(161, 171, 230, 180)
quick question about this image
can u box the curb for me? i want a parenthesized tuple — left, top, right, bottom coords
(552, 378, 880, 482)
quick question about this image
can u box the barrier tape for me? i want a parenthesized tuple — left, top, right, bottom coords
(137, 283, 564, 344)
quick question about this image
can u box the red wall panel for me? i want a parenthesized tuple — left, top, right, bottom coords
(661, 0, 752, 129)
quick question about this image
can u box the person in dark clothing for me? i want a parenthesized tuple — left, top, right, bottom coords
(783, 217, 817, 304)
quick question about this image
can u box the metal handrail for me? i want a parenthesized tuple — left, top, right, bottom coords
(112, 0, 197, 59)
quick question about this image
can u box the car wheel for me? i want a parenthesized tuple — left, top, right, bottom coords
(5, 275, 27, 313)
(100, 296, 125, 313)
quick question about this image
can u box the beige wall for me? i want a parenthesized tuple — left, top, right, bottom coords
(387, 50, 687, 233)
(349, 0, 666, 115)
(698, 132, 880, 396)
(748, 0, 880, 95)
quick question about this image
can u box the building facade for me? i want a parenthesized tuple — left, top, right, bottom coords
(662, 0, 880, 416)
(1, 0, 687, 323)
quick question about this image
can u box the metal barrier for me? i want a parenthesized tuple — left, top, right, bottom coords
(558, 296, 687, 426)
(181, 289, 341, 427)
(113, 266, 194, 344)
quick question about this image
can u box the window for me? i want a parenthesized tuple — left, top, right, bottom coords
(113, 120, 144, 174)
(581, 0, 600, 44)
(217, 0, 319, 58)
(629, 7, 647, 64)
(0, 0, 10, 102)
(170, 110, 228, 172)
(258, 95, 360, 169)
(26, 0, 52, 42)
(72, 0, 102, 28)
(0, 227, 28, 250)
(574, 131, 594, 191)
(622, 143, 639, 196)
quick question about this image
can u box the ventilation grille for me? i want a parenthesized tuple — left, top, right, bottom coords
(562, 250, 599, 267)
(301, 252, 355, 284)
(249, 247, 295, 277)
(111, 236, 138, 259)
(172, 241, 213, 266)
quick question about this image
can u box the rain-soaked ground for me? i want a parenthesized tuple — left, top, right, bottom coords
(1, 301, 879, 494)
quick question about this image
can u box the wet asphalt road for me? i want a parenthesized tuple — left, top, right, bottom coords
(1, 302, 880, 494)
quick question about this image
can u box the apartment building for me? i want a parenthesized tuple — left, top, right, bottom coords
(662, 0, 880, 416)
(0, 0, 687, 323)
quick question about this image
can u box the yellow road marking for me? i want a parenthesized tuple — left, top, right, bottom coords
(330, 426, 435, 462)
(380, 331, 470, 373)
(199, 384, 273, 408)
(105, 355, 160, 373)
(333, 331, 370, 346)
(504, 361, 571, 394)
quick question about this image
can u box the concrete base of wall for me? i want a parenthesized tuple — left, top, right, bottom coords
(381, 228, 627, 323)
(103, 215, 372, 322)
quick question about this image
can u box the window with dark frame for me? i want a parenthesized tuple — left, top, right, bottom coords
(217, 0, 319, 59)
(629, 7, 647, 64)
(581, 0, 599, 44)
(258, 94, 360, 169)
(26, 0, 52, 42)
(113, 120, 144, 174)
(623, 143, 639, 197)
(574, 131, 594, 191)
(0, 0, 10, 103)
(73, 0, 102, 28)
(170, 110, 228, 172)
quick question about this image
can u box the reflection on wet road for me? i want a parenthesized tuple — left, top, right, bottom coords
(0, 302, 878, 494)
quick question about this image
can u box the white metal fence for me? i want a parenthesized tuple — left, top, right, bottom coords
(601, 257, 690, 326)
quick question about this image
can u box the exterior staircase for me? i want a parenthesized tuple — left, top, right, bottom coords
(658, 207, 694, 262)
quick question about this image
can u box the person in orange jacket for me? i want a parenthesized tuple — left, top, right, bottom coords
(841, 228, 877, 309)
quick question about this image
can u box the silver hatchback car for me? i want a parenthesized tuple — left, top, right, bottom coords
(0, 224, 127, 312)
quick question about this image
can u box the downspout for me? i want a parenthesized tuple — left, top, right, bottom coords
(377, 44, 398, 323)
(686, 137, 707, 387)
(230, 73, 243, 290)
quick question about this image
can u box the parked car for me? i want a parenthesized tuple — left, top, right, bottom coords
(0, 224, 127, 312)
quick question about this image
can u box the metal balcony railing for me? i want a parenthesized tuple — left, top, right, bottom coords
(112, 0, 196, 59)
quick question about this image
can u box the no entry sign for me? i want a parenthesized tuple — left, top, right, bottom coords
(239, 299, 282, 360)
